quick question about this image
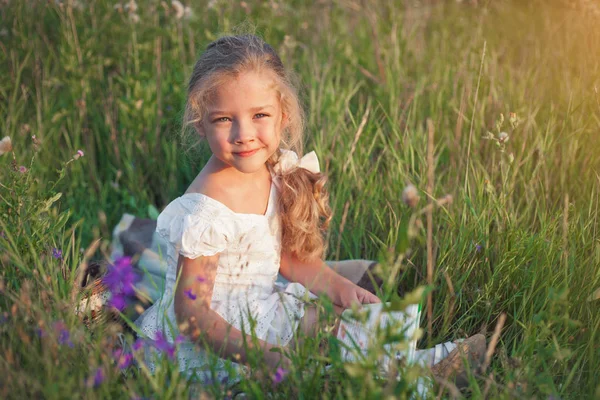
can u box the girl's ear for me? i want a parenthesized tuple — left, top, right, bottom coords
(280, 112, 289, 131)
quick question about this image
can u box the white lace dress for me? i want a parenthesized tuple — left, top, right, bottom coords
(134, 180, 314, 383)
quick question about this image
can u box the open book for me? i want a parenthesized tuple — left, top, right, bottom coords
(337, 302, 421, 371)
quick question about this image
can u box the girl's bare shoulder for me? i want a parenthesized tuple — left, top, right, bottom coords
(184, 171, 211, 196)
(184, 171, 235, 212)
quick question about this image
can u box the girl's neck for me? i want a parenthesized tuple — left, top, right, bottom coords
(205, 155, 270, 186)
(194, 155, 272, 215)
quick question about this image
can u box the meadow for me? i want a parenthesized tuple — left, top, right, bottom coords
(1, 0, 599, 398)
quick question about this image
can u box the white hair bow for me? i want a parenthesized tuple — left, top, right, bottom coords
(274, 149, 320, 174)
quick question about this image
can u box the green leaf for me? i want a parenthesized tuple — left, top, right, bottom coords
(395, 214, 410, 255)
(464, 195, 478, 217)
(388, 286, 426, 311)
(40, 192, 62, 213)
(148, 204, 160, 220)
(344, 363, 366, 378)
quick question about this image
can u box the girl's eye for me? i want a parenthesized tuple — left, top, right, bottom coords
(254, 113, 268, 119)
(213, 117, 231, 123)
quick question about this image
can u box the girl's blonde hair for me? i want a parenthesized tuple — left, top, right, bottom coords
(182, 34, 331, 261)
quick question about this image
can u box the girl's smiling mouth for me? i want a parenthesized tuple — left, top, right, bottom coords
(234, 149, 260, 157)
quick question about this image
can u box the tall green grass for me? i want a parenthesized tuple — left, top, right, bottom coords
(1, 0, 599, 398)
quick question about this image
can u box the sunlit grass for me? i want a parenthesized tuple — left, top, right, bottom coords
(1, 0, 599, 398)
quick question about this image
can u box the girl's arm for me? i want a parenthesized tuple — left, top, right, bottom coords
(279, 252, 380, 308)
(174, 254, 286, 369)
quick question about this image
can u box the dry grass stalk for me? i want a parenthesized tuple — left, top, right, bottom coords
(482, 372, 495, 398)
(366, 9, 387, 85)
(463, 41, 486, 193)
(482, 312, 507, 373)
(562, 193, 569, 271)
(355, 63, 382, 85)
(434, 375, 461, 399)
(154, 33, 163, 143)
(334, 200, 350, 260)
(342, 104, 370, 173)
(426, 118, 435, 341)
(442, 269, 456, 326)
(417, 194, 453, 216)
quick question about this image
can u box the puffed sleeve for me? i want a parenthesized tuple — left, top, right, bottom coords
(156, 197, 229, 259)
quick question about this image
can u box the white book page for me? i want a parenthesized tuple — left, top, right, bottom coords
(337, 302, 421, 365)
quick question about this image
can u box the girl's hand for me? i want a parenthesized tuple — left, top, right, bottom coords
(334, 280, 381, 309)
(264, 346, 292, 370)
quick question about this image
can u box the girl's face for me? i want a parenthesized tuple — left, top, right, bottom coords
(199, 70, 285, 175)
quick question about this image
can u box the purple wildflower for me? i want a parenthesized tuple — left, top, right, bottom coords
(58, 329, 73, 347)
(90, 367, 104, 388)
(103, 256, 140, 310)
(77, 149, 84, 157)
(153, 332, 176, 359)
(54, 321, 73, 347)
(272, 367, 288, 384)
(174, 334, 185, 345)
(166, 346, 176, 360)
(52, 248, 62, 259)
(475, 244, 483, 252)
(109, 294, 127, 311)
(117, 353, 134, 369)
(103, 256, 138, 295)
(184, 288, 197, 300)
(35, 327, 45, 337)
(19, 166, 27, 173)
(132, 338, 144, 352)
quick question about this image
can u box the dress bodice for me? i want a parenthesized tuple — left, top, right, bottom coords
(135, 150, 321, 383)
(135, 181, 311, 383)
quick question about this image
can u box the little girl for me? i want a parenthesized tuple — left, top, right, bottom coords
(134, 34, 484, 385)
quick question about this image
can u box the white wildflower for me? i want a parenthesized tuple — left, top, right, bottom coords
(498, 132, 509, 143)
(124, 0, 138, 13)
(402, 184, 420, 208)
(0, 136, 12, 156)
(283, 35, 297, 49)
(184, 6, 193, 19)
(129, 13, 140, 23)
(172, 0, 185, 19)
(207, 0, 218, 10)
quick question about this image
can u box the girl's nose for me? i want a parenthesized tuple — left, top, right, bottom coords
(232, 120, 256, 144)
